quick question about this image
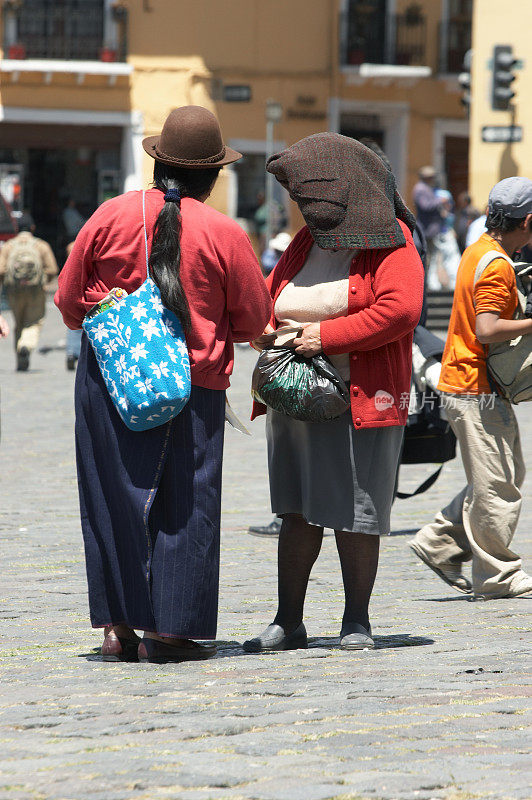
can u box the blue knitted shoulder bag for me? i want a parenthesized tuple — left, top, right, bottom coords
(82, 190, 191, 431)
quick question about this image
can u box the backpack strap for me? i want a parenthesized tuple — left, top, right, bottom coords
(473, 250, 515, 306)
(472, 249, 516, 396)
(395, 465, 444, 500)
(141, 190, 150, 278)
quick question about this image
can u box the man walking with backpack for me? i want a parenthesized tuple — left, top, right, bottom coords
(410, 177, 532, 600)
(0, 213, 58, 371)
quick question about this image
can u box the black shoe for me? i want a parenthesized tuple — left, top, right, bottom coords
(138, 637, 217, 664)
(248, 517, 282, 537)
(243, 622, 307, 653)
(66, 354, 78, 371)
(339, 622, 374, 650)
(16, 347, 30, 372)
(101, 632, 141, 662)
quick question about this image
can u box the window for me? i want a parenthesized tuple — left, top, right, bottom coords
(342, 0, 427, 67)
(440, 0, 473, 73)
(344, 0, 387, 66)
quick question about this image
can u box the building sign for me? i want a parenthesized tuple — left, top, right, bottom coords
(482, 126, 523, 143)
(223, 85, 251, 102)
(286, 109, 327, 121)
(287, 95, 326, 121)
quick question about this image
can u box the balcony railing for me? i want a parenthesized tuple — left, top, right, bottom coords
(343, 12, 427, 68)
(2, 0, 128, 62)
(438, 18, 472, 73)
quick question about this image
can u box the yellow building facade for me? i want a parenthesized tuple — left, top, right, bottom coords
(469, 0, 532, 209)
(0, 0, 471, 253)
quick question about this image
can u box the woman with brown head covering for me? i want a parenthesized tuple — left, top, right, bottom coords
(245, 133, 424, 652)
(56, 106, 271, 663)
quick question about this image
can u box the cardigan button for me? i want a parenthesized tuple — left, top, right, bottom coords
(355, 417, 362, 427)
(350, 287, 357, 294)
(352, 385, 359, 396)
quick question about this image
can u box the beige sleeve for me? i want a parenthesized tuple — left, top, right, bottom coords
(39, 240, 59, 278)
(0, 241, 11, 280)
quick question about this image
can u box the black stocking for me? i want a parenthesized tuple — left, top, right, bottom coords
(273, 514, 324, 633)
(335, 531, 380, 631)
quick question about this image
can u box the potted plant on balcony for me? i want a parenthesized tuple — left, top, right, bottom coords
(2, 0, 26, 58)
(99, 46, 117, 62)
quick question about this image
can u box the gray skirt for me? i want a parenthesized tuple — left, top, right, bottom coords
(266, 408, 403, 535)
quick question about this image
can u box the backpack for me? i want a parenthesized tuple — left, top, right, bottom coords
(4, 235, 45, 289)
(473, 250, 532, 404)
(396, 326, 456, 500)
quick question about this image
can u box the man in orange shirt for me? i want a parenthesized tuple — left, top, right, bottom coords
(410, 177, 532, 600)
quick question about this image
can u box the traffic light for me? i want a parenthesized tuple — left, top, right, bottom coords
(458, 49, 472, 113)
(491, 45, 517, 110)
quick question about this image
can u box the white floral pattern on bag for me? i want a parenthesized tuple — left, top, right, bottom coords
(83, 277, 191, 431)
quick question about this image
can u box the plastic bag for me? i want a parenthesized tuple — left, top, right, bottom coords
(251, 346, 350, 422)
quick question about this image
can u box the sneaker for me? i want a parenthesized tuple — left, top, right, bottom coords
(409, 539, 472, 594)
(16, 347, 30, 372)
(248, 517, 282, 537)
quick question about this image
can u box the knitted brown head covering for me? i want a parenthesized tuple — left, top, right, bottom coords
(266, 132, 416, 250)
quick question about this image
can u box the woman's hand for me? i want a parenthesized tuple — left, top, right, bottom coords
(251, 323, 276, 352)
(292, 323, 322, 357)
(0, 315, 9, 339)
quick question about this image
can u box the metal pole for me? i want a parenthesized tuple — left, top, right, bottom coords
(265, 117, 275, 249)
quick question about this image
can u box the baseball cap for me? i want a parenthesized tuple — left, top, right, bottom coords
(488, 177, 532, 218)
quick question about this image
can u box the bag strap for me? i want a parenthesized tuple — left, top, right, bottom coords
(395, 465, 444, 500)
(142, 189, 150, 278)
(473, 249, 515, 305)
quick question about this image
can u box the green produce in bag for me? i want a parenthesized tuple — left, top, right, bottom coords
(252, 346, 350, 422)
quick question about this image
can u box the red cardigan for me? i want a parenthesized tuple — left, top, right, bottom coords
(252, 222, 424, 428)
(55, 189, 272, 391)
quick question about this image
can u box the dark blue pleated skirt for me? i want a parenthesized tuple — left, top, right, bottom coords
(75, 335, 225, 638)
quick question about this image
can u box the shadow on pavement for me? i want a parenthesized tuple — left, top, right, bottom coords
(79, 632, 435, 662)
(388, 528, 418, 537)
(416, 595, 476, 602)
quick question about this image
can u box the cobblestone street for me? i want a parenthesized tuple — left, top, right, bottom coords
(1, 299, 531, 800)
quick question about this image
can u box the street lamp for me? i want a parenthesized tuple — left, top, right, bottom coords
(265, 99, 283, 248)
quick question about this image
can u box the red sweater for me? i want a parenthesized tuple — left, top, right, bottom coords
(252, 222, 424, 428)
(55, 189, 272, 391)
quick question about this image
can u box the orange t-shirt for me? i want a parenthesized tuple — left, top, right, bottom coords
(438, 233, 518, 395)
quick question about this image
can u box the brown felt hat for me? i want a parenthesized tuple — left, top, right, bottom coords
(142, 106, 242, 169)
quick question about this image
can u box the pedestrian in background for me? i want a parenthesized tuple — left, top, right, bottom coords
(64, 241, 82, 371)
(465, 206, 488, 248)
(62, 197, 85, 242)
(0, 212, 58, 371)
(245, 134, 424, 653)
(0, 312, 8, 440)
(413, 166, 443, 290)
(61, 201, 87, 371)
(261, 231, 291, 276)
(454, 191, 480, 253)
(435, 188, 461, 289)
(410, 177, 532, 600)
(55, 106, 271, 663)
(0, 314, 8, 339)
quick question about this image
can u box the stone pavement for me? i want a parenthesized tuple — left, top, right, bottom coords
(0, 300, 531, 800)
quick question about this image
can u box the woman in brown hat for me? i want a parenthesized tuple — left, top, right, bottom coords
(56, 106, 271, 663)
(245, 133, 424, 653)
